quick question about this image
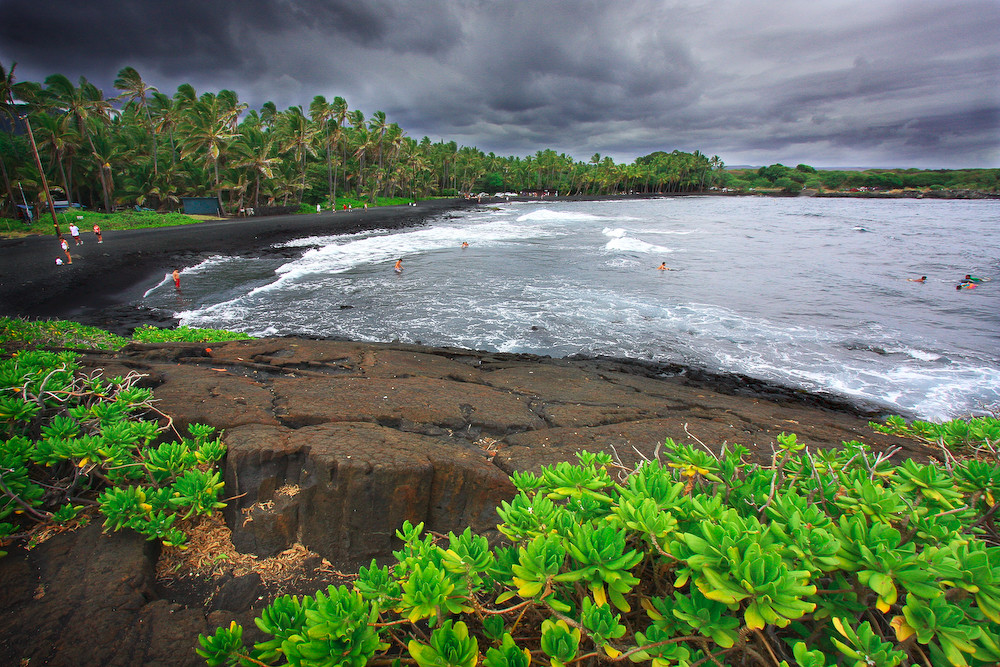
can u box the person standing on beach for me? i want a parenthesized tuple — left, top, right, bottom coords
(69, 223, 82, 245)
(172, 269, 181, 289)
(93, 224, 103, 243)
(59, 237, 72, 264)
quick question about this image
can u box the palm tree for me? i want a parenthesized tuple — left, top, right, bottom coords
(276, 106, 318, 205)
(32, 110, 79, 200)
(330, 96, 348, 203)
(260, 101, 278, 131)
(43, 74, 115, 210)
(150, 91, 181, 166)
(113, 66, 158, 175)
(231, 126, 281, 209)
(0, 61, 22, 216)
(309, 95, 335, 205)
(348, 109, 366, 198)
(178, 91, 242, 211)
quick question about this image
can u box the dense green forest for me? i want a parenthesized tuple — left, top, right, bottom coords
(723, 162, 1000, 195)
(1, 62, 997, 218)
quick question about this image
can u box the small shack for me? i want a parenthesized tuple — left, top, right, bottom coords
(180, 197, 222, 216)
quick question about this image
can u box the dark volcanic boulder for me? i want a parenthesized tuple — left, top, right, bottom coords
(222, 422, 514, 564)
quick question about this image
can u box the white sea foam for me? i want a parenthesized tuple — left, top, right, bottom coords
(516, 209, 602, 222)
(152, 197, 1000, 420)
(604, 236, 673, 254)
(142, 274, 173, 298)
(142, 255, 235, 296)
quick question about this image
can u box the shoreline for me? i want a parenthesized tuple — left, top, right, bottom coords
(0, 199, 477, 323)
(0, 195, 925, 420)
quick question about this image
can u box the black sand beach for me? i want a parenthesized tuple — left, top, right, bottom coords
(0, 199, 475, 327)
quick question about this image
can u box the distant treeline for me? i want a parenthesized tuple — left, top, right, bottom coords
(1, 62, 996, 217)
(723, 163, 1000, 195)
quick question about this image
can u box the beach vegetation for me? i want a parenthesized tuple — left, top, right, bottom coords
(0, 347, 227, 556)
(0, 317, 252, 349)
(131, 324, 252, 344)
(199, 428, 1000, 667)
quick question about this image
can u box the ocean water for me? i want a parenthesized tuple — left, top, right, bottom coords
(141, 196, 1000, 421)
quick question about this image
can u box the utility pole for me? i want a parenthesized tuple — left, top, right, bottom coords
(20, 112, 61, 237)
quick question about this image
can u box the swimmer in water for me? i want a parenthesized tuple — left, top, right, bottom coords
(462, 241, 469, 248)
(908, 276, 927, 282)
(657, 262, 673, 271)
(394, 259, 403, 273)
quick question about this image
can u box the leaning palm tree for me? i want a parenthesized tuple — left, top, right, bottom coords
(42, 74, 115, 210)
(0, 61, 22, 215)
(113, 66, 158, 175)
(32, 110, 80, 200)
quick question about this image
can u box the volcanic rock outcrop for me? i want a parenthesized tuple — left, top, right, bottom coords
(93, 338, 926, 565)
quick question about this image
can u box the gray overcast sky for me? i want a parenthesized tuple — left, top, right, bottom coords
(2, 0, 998, 168)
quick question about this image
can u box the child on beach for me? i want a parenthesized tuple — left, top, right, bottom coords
(69, 223, 82, 245)
(93, 224, 103, 243)
(59, 237, 72, 264)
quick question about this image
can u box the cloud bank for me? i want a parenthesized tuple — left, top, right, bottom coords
(2, 0, 998, 168)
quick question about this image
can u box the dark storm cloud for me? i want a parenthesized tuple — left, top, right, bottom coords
(1, 0, 997, 167)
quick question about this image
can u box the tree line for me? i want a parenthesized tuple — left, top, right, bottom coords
(0, 63, 725, 217)
(725, 163, 1000, 194)
(2, 62, 995, 219)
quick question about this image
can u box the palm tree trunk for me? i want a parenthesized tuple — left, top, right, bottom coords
(0, 155, 15, 218)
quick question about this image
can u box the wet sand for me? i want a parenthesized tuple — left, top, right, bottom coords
(0, 199, 475, 327)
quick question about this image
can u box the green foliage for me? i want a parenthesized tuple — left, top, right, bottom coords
(871, 414, 1000, 453)
(409, 620, 479, 667)
(203, 432, 1000, 666)
(1, 317, 252, 352)
(0, 317, 128, 350)
(0, 209, 208, 239)
(131, 325, 252, 343)
(0, 346, 226, 555)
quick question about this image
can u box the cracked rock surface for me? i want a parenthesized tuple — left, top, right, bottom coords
(100, 337, 928, 564)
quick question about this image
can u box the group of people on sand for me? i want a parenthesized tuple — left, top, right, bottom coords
(55, 223, 102, 265)
(907, 274, 990, 290)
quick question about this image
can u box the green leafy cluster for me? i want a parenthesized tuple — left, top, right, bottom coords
(0, 348, 226, 555)
(0, 317, 253, 353)
(200, 431, 1000, 666)
(0, 316, 128, 350)
(872, 414, 1000, 453)
(131, 324, 253, 344)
